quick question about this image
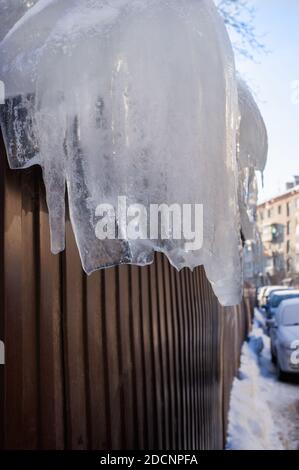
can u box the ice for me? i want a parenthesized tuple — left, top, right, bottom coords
(237, 77, 268, 240)
(0, 0, 38, 41)
(0, 0, 267, 306)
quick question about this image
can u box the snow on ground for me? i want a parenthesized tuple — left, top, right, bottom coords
(226, 309, 299, 450)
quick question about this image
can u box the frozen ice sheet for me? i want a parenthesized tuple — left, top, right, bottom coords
(0, 0, 267, 306)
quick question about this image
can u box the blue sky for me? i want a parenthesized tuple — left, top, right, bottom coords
(232, 0, 299, 202)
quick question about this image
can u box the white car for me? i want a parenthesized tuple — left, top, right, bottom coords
(266, 289, 299, 318)
(270, 298, 299, 380)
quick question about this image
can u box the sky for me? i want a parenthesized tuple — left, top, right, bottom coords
(232, 0, 299, 203)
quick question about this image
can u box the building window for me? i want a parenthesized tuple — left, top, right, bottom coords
(268, 208, 272, 218)
(287, 240, 290, 254)
(260, 211, 264, 221)
(287, 221, 291, 236)
(287, 202, 290, 217)
(278, 205, 281, 215)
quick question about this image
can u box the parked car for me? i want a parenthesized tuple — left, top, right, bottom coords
(269, 298, 299, 380)
(265, 288, 294, 312)
(266, 289, 299, 318)
(260, 285, 289, 308)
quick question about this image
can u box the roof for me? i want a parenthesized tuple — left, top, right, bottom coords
(271, 290, 299, 297)
(258, 185, 299, 209)
(277, 297, 299, 314)
(265, 285, 288, 293)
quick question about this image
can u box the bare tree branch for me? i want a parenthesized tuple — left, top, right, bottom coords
(216, 0, 266, 60)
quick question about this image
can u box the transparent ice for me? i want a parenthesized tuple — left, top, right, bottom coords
(0, 0, 267, 306)
(0, 0, 38, 41)
(237, 77, 268, 241)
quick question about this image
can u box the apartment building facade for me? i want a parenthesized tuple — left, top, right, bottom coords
(257, 179, 299, 284)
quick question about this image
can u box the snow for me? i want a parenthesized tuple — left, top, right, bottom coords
(226, 309, 299, 450)
(0, 0, 267, 306)
(278, 298, 299, 326)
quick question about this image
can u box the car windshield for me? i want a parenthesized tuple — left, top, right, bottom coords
(270, 293, 299, 308)
(281, 307, 299, 326)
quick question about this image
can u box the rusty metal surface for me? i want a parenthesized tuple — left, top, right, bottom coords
(0, 138, 251, 450)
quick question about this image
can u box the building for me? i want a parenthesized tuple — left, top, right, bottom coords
(243, 238, 265, 287)
(257, 177, 299, 284)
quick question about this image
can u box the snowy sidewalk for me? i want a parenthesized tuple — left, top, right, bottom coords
(226, 309, 299, 450)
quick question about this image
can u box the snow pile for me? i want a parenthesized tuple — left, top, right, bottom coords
(226, 325, 283, 450)
(0, 0, 267, 306)
(227, 312, 299, 450)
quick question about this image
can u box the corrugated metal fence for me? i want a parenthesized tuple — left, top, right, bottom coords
(0, 134, 253, 450)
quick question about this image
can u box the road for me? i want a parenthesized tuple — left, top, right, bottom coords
(258, 319, 299, 450)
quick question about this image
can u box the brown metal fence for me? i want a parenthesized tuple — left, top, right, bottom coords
(0, 134, 252, 450)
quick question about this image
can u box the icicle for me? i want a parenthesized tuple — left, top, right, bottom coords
(0, 0, 268, 306)
(237, 77, 268, 241)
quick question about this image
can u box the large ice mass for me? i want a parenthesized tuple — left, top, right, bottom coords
(0, 0, 267, 306)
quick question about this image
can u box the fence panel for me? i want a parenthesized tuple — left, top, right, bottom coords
(0, 137, 251, 450)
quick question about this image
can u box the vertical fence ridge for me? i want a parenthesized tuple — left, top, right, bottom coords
(0, 149, 252, 450)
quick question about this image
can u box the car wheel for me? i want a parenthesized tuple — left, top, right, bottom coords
(271, 348, 277, 364)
